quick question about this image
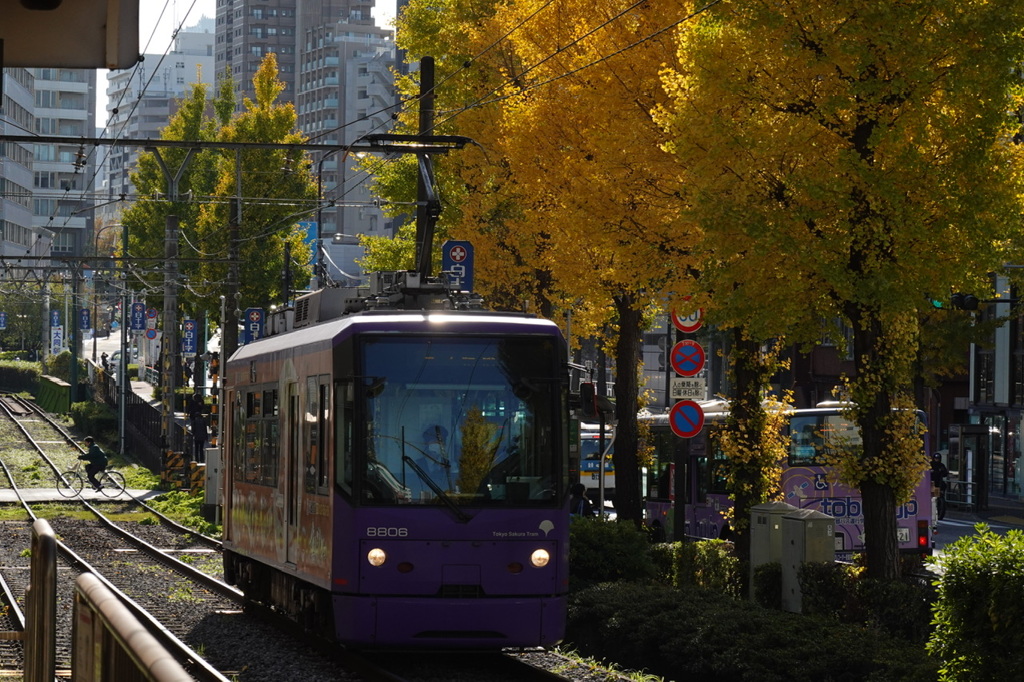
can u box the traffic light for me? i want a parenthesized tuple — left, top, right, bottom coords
(579, 382, 597, 419)
(950, 293, 979, 311)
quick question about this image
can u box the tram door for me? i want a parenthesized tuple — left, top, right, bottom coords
(949, 424, 989, 511)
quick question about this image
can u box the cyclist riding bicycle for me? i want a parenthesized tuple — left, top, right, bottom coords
(79, 436, 109, 492)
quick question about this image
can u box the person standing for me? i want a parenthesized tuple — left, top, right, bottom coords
(79, 437, 108, 492)
(931, 452, 950, 520)
(191, 411, 209, 463)
(569, 482, 595, 517)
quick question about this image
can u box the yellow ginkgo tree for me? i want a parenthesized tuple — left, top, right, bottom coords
(377, 0, 700, 524)
(658, 0, 1024, 579)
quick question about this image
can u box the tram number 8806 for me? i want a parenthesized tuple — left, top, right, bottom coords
(366, 527, 409, 538)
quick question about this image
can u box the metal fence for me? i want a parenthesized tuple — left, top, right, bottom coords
(98, 372, 193, 472)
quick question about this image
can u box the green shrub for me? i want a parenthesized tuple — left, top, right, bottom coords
(675, 539, 742, 598)
(43, 350, 87, 386)
(569, 519, 657, 592)
(70, 401, 117, 444)
(854, 576, 935, 645)
(648, 542, 676, 586)
(0, 360, 41, 393)
(798, 560, 859, 619)
(566, 582, 938, 681)
(752, 561, 782, 609)
(928, 524, 1024, 680)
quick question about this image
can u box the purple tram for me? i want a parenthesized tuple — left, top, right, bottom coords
(221, 274, 570, 649)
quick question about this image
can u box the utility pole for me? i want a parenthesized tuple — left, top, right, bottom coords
(161, 215, 180, 460)
(414, 56, 439, 278)
(222, 150, 242, 363)
(69, 268, 81, 400)
(119, 223, 129, 458)
(149, 147, 194, 476)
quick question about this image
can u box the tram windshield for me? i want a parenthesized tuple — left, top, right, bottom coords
(358, 335, 564, 507)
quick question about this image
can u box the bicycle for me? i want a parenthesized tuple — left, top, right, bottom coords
(56, 462, 126, 498)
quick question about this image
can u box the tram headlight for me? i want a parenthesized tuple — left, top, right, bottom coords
(530, 549, 550, 568)
(367, 548, 387, 567)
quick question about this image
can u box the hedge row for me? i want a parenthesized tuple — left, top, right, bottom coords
(567, 519, 939, 680)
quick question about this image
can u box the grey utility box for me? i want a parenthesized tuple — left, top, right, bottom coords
(202, 447, 222, 524)
(750, 501, 798, 567)
(749, 501, 798, 601)
(781, 508, 836, 613)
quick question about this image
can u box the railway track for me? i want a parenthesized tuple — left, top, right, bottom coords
(0, 395, 358, 680)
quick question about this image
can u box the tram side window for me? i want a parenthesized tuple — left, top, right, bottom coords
(235, 388, 279, 486)
(241, 391, 261, 483)
(261, 390, 279, 487)
(317, 380, 330, 492)
(335, 381, 353, 494)
(232, 393, 245, 482)
(305, 375, 331, 495)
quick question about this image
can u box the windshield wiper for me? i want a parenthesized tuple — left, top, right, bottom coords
(402, 455, 471, 522)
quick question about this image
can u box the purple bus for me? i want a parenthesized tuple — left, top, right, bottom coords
(643, 402, 933, 561)
(222, 278, 570, 648)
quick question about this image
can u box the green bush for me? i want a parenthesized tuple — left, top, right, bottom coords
(70, 401, 117, 444)
(0, 360, 41, 393)
(752, 561, 782, 609)
(43, 350, 87, 386)
(676, 539, 742, 598)
(798, 561, 859, 619)
(569, 519, 657, 592)
(854, 576, 935, 645)
(928, 524, 1024, 680)
(566, 582, 938, 682)
(648, 542, 676, 586)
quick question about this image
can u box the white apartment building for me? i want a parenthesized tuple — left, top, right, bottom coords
(31, 67, 96, 258)
(103, 17, 216, 204)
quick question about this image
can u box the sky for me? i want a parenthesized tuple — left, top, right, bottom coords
(97, 0, 398, 120)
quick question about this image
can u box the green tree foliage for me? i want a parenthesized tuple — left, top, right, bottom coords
(657, 0, 1024, 579)
(194, 54, 317, 321)
(121, 79, 225, 315)
(0, 289, 46, 355)
(122, 56, 316, 331)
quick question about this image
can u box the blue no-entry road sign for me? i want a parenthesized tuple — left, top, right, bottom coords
(669, 399, 705, 439)
(670, 340, 705, 377)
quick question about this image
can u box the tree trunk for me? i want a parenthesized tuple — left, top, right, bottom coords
(860, 479, 899, 580)
(611, 293, 643, 527)
(727, 330, 765, 565)
(852, 308, 901, 581)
